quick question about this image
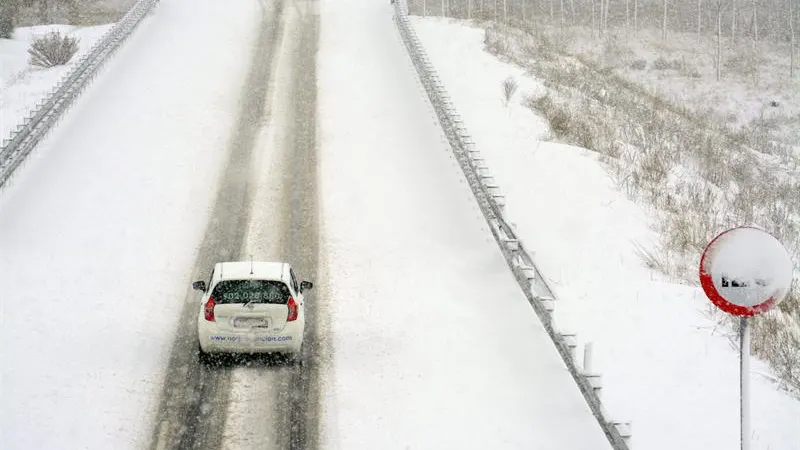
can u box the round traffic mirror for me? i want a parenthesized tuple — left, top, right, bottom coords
(699, 226, 794, 317)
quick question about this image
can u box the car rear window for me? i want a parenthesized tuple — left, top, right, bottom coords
(211, 279, 290, 305)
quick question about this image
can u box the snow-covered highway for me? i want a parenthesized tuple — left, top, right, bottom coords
(0, 0, 615, 449)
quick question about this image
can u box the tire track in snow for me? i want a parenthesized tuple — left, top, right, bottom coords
(216, 1, 320, 447)
(146, 1, 285, 449)
(280, 2, 321, 449)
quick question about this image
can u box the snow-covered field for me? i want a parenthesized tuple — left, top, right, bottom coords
(0, 0, 261, 448)
(0, 23, 114, 140)
(561, 25, 800, 141)
(409, 15, 800, 450)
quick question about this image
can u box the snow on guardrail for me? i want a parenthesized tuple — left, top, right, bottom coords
(0, 0, 161, 189)
(392, 3, 633, 449)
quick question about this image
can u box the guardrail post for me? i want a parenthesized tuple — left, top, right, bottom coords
(561, 333, 577, 360)
(583, 342, 602, 400)
(613, 421, 633, 447)
(537, 294, 555, 314)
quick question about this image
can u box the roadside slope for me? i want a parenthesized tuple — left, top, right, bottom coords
(409, 16, 800, 450)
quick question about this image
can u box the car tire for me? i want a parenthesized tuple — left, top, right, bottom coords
(286, 346, 303, 367)
(198, 344, 213, 366)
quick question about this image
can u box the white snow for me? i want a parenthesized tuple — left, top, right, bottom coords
(0, 0, 262, 448)
(0, 23, 114, 140)
(317, 1, 612, 449)
(410, 15, 800, 450)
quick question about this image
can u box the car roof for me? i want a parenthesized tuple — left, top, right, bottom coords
(213, 261, 290, 283)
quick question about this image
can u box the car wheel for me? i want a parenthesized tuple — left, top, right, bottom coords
(285, 348, 303, 366)
(198, 344, 213, 366)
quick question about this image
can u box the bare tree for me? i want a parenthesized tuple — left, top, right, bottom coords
(634, 0, 638, 35)
(698, 0, 703, 43)
(600, 0, 606, 35)
(570, 0, 576, 23)
(592, 0, 597, 37)
(732, 0, 737, 44)
(717, 0, 723, 80)
(602, 0, 608, 36)
(791, 0, 796, 77)
(663, 0, 668, 40)
(626, 0, 630, 34)
(561, 0, 565, 28)
(752, 0, 758, 49)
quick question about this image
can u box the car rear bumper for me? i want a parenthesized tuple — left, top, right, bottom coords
(198, 323, 303, 354)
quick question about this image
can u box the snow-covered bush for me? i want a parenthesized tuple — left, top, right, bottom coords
(502, 76, 518, 105)
(652, 55, 682, 71)
(629, 59, 647, 70)
(28, 31, 80, 68)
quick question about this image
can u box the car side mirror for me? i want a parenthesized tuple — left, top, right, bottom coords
(192, 281, 207, 292)
(300, 281, 313, 292)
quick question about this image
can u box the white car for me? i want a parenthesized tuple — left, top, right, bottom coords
(193, 260, 313, 363)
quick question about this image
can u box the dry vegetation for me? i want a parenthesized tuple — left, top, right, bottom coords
(28, 30, 80, 67)
(499, 23, 800, 395)
(406, 0, 800, 395)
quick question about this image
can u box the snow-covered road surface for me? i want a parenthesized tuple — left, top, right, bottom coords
(149, 1, 323, 449)
(0, 0, 296, 448)
(316, 0, 613, 448)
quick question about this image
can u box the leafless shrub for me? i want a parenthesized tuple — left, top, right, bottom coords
(681, 64, 702, 78)
(525, 93, 553, 113)
(527, 91, 609, 151)
(632, 240, 673, 275)
(484, 27, 505, 55)
(652, 55, 682, 71)
(638, 147, 671, 186)
(725, 48, 765, 86)
(28, 31, 79, 68)
(601, 34, 633, 69)
(629, 59, 647, 70)
(548, 106, 572, 137)
(502, 76, 518, 106)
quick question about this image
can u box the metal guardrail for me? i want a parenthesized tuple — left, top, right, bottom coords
(392, 3, 633, 449)
(0, 0, 160, 189)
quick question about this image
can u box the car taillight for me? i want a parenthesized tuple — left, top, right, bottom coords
(204, 297, 216, 321)
(287, 296, 298, 322)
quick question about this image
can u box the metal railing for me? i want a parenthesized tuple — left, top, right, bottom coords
(392, 3, 633, 449)
(0, 0, 161, 189)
